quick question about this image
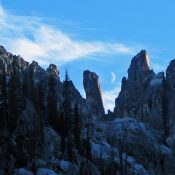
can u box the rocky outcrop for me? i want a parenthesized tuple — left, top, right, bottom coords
(0, 45, 89, 117)
(127, 50, 151, 81)
(2, 44, 175, 174)
(114, 50, 165, 132)
(83, 70, 105, 117)
(166, 60, 175, 145)
(0, 48, 28, 74)
(46, 64, 60, 80)
(105, 117, 175, 175)
(45, 64, 63, 106)
(114, 50, 154, 118)
(29, 61, 45, 82)
(62, 79, 89, 118)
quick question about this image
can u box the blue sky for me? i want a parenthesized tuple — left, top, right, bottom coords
(0, 0, 175, 111)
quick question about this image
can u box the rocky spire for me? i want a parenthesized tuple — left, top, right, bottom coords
(128, 50, 150, 81)
(83, 70, 105, 117)
(114, 50, 166, 132)
(165, 59, 175, 145)
(0, 45, 6, 56)
(166, 59, 175, 79)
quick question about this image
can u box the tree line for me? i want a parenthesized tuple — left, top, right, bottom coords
(0, 59, 92, 174)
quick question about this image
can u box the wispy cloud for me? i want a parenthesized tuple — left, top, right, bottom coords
(0, 4, 137, 66)
(103, 86, 121, 112)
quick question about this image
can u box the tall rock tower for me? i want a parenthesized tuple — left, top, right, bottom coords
(114, 50, 165, 132)
(83, 70, 105, 117)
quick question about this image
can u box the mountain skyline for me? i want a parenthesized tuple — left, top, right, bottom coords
(1, 45, 175, 175)
(1, 1, 175, 111)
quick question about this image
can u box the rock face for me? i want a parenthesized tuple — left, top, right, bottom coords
(114, 50, 175, 146)
(46, 64, 60, 80)
(83, 70, 105, 117)
(29, 61, 45, 82)
(127, 50, 151, 81)
(62, 79, 89, 118)
(166, 60, 175, 145)
(0, 46, 90, 117)
(0, 47, 28, 75)
(114, 50, 165, 133)
(2, 45, 175, 175)
(105, 118, 175, 175)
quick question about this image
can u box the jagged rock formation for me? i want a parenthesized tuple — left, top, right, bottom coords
(1, 45, 175, 175)
(114, 50, 166, 133)
(46, 64, 60, 80)
(0, 46, 89, 117)
(0, 46, 97, 175)
(0, 46, 13, 70)
(114, 50, 154, 119)
(105, 118, 175, 175)
(83, 70, 105, 117)
(113, 50, 175, 147)
(29, 61, 45, 82)
(166, 60, 175, 145)
(63, 80, 89, 118)
(127, 50, 151, 80)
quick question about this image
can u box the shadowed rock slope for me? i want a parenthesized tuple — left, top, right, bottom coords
(1, 45, 175, 175)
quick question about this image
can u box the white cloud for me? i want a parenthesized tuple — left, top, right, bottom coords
(110, 72, 116, 83)
(102, 86, 121, 112)
(0, 5, 4, 18)
(0, 4, 137, 66)
(10, 38, 44, 60)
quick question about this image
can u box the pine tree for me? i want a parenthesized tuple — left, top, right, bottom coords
(59, 71, 74, 160)
(62, 71, 73, 137)
(37, 80, 45, 158)
(59, 105, 67, 153)
(21, 70, 28, 109)
(86, 127, 92, 161)
(28, 66, 34, 100)
(8, 60, 22, 133)
(0, 65, 8, 130)
(162, 76, 169, 143)
(47, 74, 58, 128)
(59, 71, 73, 139)
(15, 132, 27, 168)
(80, 162, 89, 175)
(37, 80, 45, 113)
(73, 103, 82, 150)
(0, 65, 10, 173)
